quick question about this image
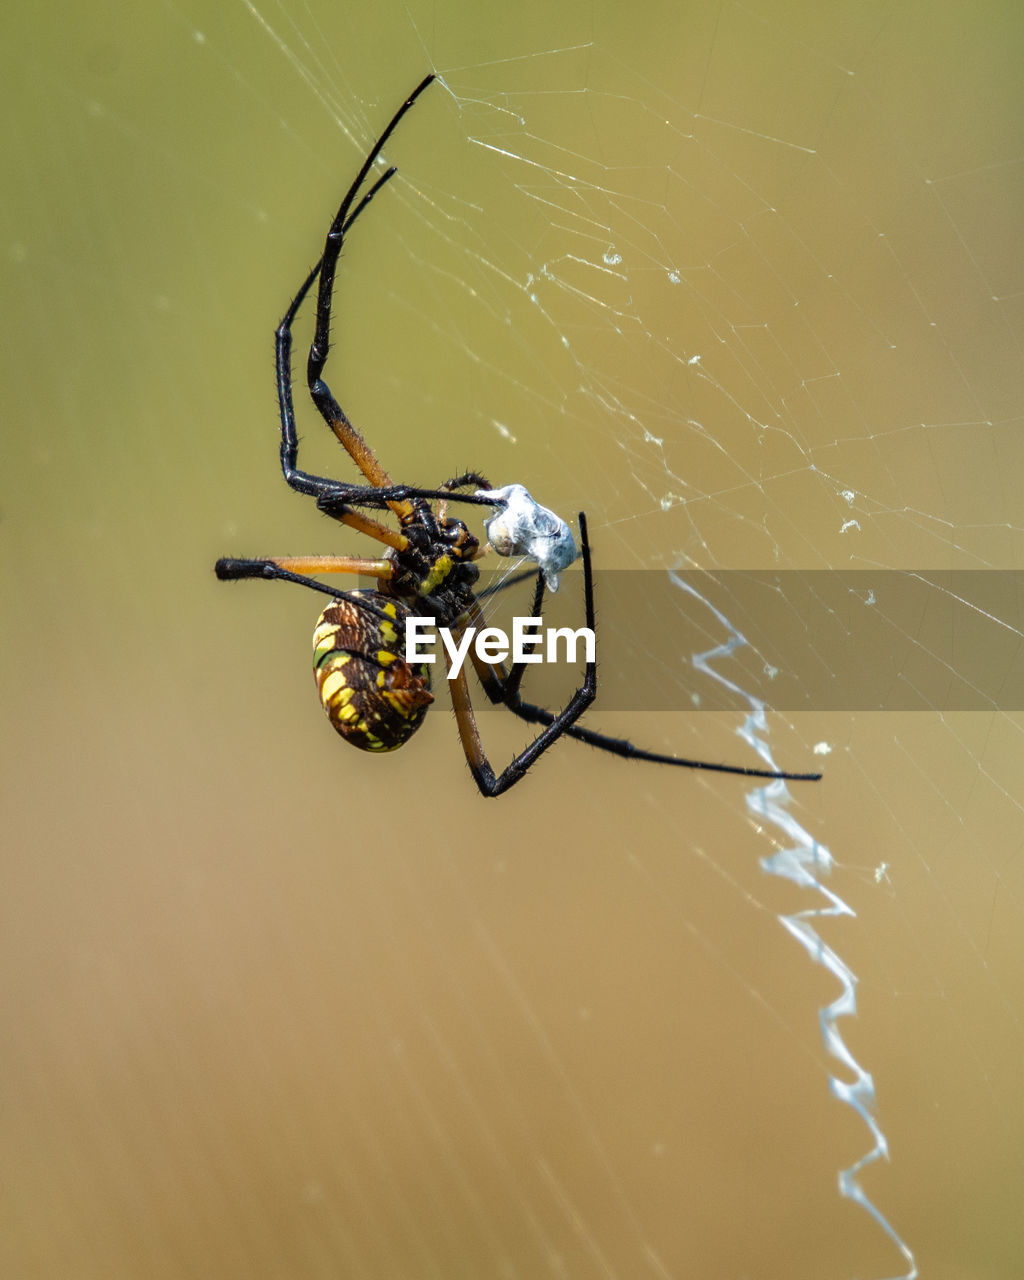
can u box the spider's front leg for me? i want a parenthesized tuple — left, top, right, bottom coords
(315, 484, 501, 518)
(275, 75, 436, 519)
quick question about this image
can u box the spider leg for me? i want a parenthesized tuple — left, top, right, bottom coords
(216, 555, 392, 591)
(268, 75, 503, 535)
(217, 554, 391, 579)
(214, 559, 413, 639)
(476, 567, 541, 600)
(440, 472, 492, 491)
(274, 185, 396, 507)
(437, 472, 492, 521)
(465, 569, 545, 706)
(448, 513, 597, 797)
(332, 506, 409, 551)
(275, 75, 436, 519)
(307, 74, 436, 395)
(486, 690, 822, 781)
(467, 534, 823, 783)
(315, 485, 502, 517)
(276, 260, 337, 502)
(305, 77, 437, 518)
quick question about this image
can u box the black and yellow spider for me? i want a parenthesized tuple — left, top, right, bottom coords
(215, 74, 821, 797)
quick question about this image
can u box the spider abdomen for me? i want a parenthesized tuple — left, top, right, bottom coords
(313, 593, 433, 753)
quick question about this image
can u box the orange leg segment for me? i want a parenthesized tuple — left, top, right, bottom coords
(323, 410, 414, 522)
(268, 555, 392, 579)
(335, 507, 409, 551)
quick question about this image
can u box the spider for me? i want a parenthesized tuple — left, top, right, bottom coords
(215, 73, 822, 797)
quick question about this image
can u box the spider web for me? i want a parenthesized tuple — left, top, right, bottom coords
(2, 1, 1022, 1277)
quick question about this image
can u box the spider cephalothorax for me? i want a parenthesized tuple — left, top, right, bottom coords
(215, 74, 821, 795)
(388, 499, 482, 611)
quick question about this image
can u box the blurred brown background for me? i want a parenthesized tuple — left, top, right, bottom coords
(2, 1, 1022, 1276)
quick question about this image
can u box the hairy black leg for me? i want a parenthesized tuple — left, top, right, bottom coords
(304, 77, 436, 490)
(315, 485, 503, 518)
(469, 532, 822, 783)
(275, 74, 436, 502)
(214, 558, 401, 629)
(307, 75, 435, 390)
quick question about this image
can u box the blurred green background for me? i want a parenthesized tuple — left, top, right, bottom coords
(3, 1, 1023, 1276)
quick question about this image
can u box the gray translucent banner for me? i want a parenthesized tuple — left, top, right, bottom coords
(458, 569, 1024, 712)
